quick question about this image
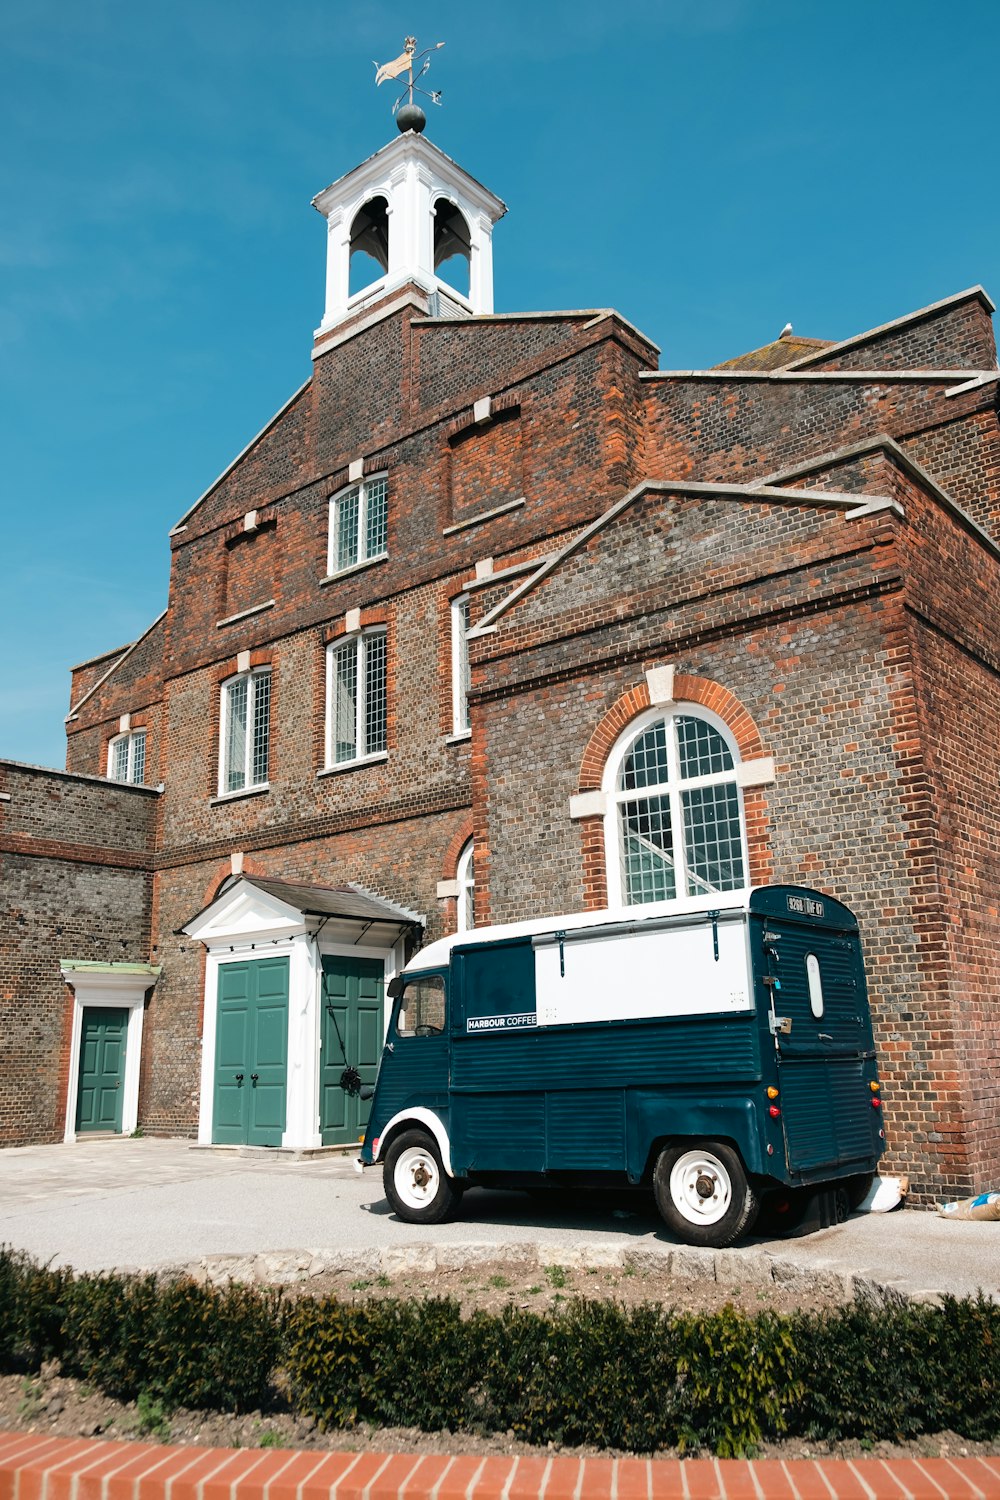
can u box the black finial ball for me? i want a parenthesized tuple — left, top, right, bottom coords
(396, 103, 426, 134)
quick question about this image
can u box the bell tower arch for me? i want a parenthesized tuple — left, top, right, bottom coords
(312, 127, 506, 336)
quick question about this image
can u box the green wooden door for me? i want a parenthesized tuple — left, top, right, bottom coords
(320, 956, 384, 1146)
(213, 957, 289, 1146)
(76, 1007, 128, 1133)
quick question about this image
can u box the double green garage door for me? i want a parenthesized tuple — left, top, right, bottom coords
(212, 955, 383, 1147)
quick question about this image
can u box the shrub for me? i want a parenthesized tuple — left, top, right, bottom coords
(2, 1243, 999, 1455)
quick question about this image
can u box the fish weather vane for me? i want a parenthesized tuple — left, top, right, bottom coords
(374, 35, 445, 134)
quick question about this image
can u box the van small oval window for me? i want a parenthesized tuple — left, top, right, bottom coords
(805, 953, 824, 1018)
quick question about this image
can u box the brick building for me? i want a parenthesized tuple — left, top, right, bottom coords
(1, 122, 998, 1201)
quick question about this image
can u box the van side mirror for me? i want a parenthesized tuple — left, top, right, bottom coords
(387, 975, 405, 1000)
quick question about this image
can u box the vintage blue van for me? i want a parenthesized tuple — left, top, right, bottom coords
(356, 886, 886, 1247)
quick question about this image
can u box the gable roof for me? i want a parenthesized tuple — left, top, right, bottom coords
(469, 476, 900, 638)
(782, 286, 995, 371)
(65, 610, 167, 721)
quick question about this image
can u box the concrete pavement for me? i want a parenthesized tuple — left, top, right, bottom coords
(0, 1136, 997, 1300)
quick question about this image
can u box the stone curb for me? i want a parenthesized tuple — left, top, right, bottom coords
(166, 1240, 930, 1305)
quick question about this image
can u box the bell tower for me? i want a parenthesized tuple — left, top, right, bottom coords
(311, 117, 506, 339)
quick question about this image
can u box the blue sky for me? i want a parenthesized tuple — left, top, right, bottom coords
(3, 0, 999, 770)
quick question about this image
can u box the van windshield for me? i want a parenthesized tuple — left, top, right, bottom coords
(396, 975, 447, 1036)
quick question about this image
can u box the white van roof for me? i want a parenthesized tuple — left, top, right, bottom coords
(407, 889, 749, 973)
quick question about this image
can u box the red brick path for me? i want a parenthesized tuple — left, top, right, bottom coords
(2, 1434, 999, 1500)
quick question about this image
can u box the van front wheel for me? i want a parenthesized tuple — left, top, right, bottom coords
(384, 1130, 462, 1225)
(653, 1142, 760, 1248)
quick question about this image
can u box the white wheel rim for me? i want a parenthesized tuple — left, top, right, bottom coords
(669, 1149, 733, 1226)
(394, 1145, 441, 1210)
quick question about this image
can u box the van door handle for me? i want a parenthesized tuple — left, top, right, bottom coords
(818, 1033, 833, 1041)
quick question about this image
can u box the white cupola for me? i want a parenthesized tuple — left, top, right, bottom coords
(312, 129, 507, 337)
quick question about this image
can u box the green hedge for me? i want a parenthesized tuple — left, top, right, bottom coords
(0, 1247, 282, 1413)
(2, 1244, 998, 1455)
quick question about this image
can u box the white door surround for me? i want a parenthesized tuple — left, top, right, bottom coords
(60, 962, 159, 1143)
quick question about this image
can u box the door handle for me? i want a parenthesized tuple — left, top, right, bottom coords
(235, 1073, 244, 1085)
(251, 1073, 259, 1086)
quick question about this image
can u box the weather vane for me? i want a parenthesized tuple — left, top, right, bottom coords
(374, 35, 445, 134)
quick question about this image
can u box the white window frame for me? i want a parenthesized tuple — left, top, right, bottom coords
(324, 627, 388, 769)
(107, 728, 147, 785)
(327, 473, 388, 577)
(456, 839, 475, 932)
(601, 705, 750, 912)
(450, 593, 471, 737)
(218, 668, 271, 797)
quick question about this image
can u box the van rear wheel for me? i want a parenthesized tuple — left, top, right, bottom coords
(384, 1129, 462, 1225)
(653, 1141, 760, 1248)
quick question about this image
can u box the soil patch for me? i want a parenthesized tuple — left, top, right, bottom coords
(294, 1255, 841, 1318)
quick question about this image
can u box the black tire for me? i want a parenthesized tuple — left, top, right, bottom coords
(754, 1186, 810, 1238)
(383, 1129, 462, 1225)
(653, 1141, 760, 1248)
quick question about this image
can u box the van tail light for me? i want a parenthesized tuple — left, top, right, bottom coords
(769, 1105, 781, 1119)
(871, 1097, 881, 1109)
(766, 1086, 780, 1100)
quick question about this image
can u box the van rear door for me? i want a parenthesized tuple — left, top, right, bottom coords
(749, 888, 881, 1181)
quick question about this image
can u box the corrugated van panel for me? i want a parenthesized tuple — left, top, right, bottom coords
(451, 1014, 760, 1093)
(547, 1091, 626, 1169)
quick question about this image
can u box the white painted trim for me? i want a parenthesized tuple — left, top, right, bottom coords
(945, 371, 1000, 399)
(216, 600, 275, 629)
(736, 756, 776, 788)
(320, 552, 386, 585)
(569, 790, 608, 820)
(638, 368, 992, 384)
(369, 1106, 454, 1176)
(646, 665, 675, 706)
(442, 497, 526, 536)
(600, 703, 751, 913)
(317, 751, 389, 778)
(451, 592, 471, 736)
(61, 968, 156, 1142)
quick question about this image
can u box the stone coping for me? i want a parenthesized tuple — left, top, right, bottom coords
(176, 1241, 932, 1306)
(2, 1433, 999, 1500)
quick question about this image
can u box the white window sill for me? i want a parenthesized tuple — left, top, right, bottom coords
(210, 783, 270, 806)
(445, 730, 472, 745)
(216, 600, 275, 628)
(320, 553, 388, 587)
(318, 752, 389, 778)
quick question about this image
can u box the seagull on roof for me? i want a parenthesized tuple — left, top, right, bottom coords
(778, 322, 793, 338)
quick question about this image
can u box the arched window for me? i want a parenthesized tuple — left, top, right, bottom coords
(349, 196, 389, 297)
(604, 708, 748, 908)
(433, 198, 471, 301)
(456, 839, 475, 932)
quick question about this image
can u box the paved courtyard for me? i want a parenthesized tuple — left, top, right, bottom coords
(0, 1136, 998, 1300)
